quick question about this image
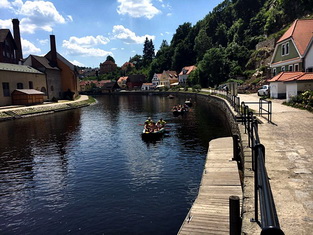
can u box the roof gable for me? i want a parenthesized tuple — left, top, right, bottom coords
(277, 19, 313, 56)
(30, 55, 59, 70)
(0, 29, 17, 48)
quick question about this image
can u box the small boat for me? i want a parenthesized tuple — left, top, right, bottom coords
(142, 127, 165, 139)
(168, 95, 174, 99)
(172, 105, 188, 116)
(185, 99, 192, 107)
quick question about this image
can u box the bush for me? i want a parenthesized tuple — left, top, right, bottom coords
(287, 90, 313, 111)
(192, 85, 202, 92)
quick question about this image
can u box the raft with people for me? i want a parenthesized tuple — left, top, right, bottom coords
(185, 98, 192, 107)
(142, 117, 166, 139)
(172, 104, 189, 116)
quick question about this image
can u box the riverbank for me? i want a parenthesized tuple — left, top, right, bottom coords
(0, 95, 94, 121)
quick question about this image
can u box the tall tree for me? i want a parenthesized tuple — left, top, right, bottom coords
(106, 55, 115, 63)
(143, 37, 155, 67)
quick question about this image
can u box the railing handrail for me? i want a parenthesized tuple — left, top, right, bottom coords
(240, 102, 284, 235)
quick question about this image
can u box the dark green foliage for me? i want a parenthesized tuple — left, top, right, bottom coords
(143, 37, 155, 67)
(106, 55, 115, 63)
(121, 0, 313, 88)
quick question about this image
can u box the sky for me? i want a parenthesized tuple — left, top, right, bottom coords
(0, 0, 221, 68)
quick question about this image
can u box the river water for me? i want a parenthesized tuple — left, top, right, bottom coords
(0, 94, 230, 234)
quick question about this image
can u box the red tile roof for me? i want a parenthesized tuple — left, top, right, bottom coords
(277, 19, 313, 56)
(179, 65, 197, 75)
(268, 72, 313, 82)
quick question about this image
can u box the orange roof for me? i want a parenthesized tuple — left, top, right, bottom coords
(179, 65, 197, 75)
(117, 76, 128, 82)
(268, 72, 313, 82)
(277, 19, 313, 56)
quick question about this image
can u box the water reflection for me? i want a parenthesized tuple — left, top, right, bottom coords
(0, 94, 230, 234)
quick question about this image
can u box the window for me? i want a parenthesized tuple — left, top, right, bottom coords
(294, 64, 299, 71)
(273, 68, 277, 76)
(281, 66, 285, 72)
(282, 44, 285, 56)
(41, 87, 46, 95)
(17, 83, 23, 89)
(2, 83, 10, 97)
(288, 65, 293, 71)
(281, 42, 289, 56)
(29, 81, 33, 89)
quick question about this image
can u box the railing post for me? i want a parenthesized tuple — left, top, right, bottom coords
(232, 134, 240, 161)
(229, 195, 241, 235)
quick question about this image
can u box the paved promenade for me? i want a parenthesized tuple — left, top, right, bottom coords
(239, 93, 313, 234)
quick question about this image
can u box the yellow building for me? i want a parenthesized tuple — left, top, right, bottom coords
(0, 62, 47, 106)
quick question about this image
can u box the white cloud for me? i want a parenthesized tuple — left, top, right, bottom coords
(0, 0, 12, 8)
(70, 60, 85, 67)
(21, 38, 41, 56)
(0, 0, 70, 34)
(37, 39, 49, 45)
(117, 0, 161, 19)
(112, 25, 155, 44)
(62, 36, 112, 58)
(0, 19, 12, 29)
(66, 35, 110, 48)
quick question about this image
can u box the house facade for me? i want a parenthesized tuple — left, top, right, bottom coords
(141, 83, 154, 90)
(99, 60, 117, 74)
(126, 75, 146, 90)
(24, 55, 61, 100)
(269, 19, 313, 99)
(0, 63, 46, 106)
(270, 19, 313, 75)
(179, 65, 197, 85)
(117, 76, 128, 89)
(268, 72, 313, 101)
(152, 73, 162, 86)
(159, 70, 177, 88)
(0, 19, 23, 64)
(25, 35, 79, 100)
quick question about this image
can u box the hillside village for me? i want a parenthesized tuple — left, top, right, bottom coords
(1, 15, 313, 108)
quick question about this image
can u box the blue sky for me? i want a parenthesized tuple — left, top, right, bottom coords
(0, 0, 221, 68)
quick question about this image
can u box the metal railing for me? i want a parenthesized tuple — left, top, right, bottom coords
(240, 99, 272, 123)
(240, 103, 284, 235)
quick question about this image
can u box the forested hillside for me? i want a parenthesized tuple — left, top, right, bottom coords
(132, 0, 313, 87)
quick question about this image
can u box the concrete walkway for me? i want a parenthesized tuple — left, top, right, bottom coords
(239, 93, 313, 234)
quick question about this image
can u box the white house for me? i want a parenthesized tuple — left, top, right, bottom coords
(141, 83, 154, 90)
(179, 65, 197, 85)
(268, 19, 313, 99)
(268, 72, 313, 101)
(152, 73, 162, 87)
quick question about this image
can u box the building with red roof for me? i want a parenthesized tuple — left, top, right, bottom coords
(270, 19, 313, 75)
(268, 19, 313, 100)
(179, 65, 197, 85)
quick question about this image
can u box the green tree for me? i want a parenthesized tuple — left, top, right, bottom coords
(143, 37, 155, 67)
(106, 55, 115, 63)
(198, 47, 228, 87)
(194, 29, 212, 61)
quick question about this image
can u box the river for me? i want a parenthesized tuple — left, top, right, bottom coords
(0, 94, 230, 234)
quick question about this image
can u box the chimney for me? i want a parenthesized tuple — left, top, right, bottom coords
(50, 35, 57, 67)
(12, 19, 23, 62)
